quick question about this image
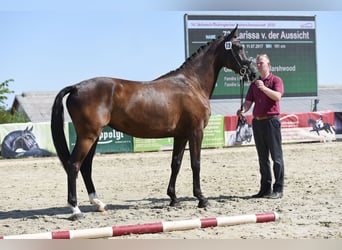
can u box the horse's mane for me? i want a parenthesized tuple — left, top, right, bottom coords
(155, 35, 225, 80)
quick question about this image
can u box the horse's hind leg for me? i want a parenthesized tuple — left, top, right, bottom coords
(167, 137, 187, 207)
(80, 139, 106, 212)
(66, 160, 81, 219)
(67, 137, 99, 220)
(327, 124, 336, 134)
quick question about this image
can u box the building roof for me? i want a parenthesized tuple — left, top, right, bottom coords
(11, 85, 342, 123)
(12, 91, 71, 122)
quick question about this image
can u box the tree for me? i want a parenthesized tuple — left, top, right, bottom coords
(0, 79, 14, 108)
(0, 79, 29, 123)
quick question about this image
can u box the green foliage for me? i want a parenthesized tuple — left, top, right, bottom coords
(0, 79, 14, 108)
(0, 109, 29, 123)
(0, 79, 29, 124)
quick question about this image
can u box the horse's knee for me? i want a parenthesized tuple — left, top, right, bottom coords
(67, 162, 81, 178)
(171, 158, 182, 172)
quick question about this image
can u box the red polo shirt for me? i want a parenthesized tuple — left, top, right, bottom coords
(245, 73, 284, 117)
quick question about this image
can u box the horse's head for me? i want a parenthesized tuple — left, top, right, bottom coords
(222, 26, 256, 81)
(11, 126, 39, 151)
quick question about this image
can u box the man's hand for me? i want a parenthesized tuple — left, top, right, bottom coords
(236, 108, 244, 117)
(255, 80, 265, 91)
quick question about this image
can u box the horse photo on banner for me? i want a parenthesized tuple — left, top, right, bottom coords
(0, 122, 54, 158)
(279, 111, 336, 143)
(224, 115, 255, 146)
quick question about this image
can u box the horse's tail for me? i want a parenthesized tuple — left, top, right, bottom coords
(51, 85, 74, 171)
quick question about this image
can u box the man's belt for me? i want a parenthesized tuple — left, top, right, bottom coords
(254, 115, 278, 120)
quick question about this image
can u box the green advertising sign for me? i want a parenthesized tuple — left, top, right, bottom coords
(184, 15, 317, 98)
(202, 115, 224, 148)
(68, 124, 133, 153)
(133, 116, 224, 152)
(133, 137, 174, 152)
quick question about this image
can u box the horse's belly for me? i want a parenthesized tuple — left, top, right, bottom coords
(109, 116, 186, 139)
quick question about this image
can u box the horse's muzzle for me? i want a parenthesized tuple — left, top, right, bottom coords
(240, 61, 256, 81)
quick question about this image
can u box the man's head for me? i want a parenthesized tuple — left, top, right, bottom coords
(256, 54, 271, 76)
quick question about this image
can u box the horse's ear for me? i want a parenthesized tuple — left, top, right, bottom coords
(227, 25, 238, 40)
(28, 126, 33, 132)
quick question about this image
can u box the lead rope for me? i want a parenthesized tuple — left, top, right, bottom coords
(239, 68, 246, 111)
(235, 68, 248, 141)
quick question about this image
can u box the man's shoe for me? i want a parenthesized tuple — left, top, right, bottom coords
(265, 192, 283, 199)
(251, 190, 272, 198)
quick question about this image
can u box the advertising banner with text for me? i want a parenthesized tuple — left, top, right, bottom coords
(68, 124, 133, 153)
(0, 112, 338, 159)
(224, 111, 336, 147)
(184, 15, 317, 98)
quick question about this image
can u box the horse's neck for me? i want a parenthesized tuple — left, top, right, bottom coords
(183, 45, 222, 98)
(158, 39, 223, 98)
(12, 138, 23, 150)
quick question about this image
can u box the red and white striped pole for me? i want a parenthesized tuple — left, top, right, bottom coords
(0, 212, 279, 239)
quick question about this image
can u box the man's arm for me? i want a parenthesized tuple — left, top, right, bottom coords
(255, 79, 282, 101)
(237, 100, 253, 117)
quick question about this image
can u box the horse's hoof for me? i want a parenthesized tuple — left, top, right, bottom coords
(96, 204, 106, 212)
(101, 210, 109, 216)
(169, 200, 181, 207)
(90, 198, 106, 212)
(198, 199, 209, 208)
(68, 213, 84, 221)
(98, 206, 107, 212)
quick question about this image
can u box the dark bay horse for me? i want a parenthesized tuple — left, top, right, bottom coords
(308, 118, 336, 135)
(51, 27, 256, 220)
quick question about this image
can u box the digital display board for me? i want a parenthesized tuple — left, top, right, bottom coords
(184, 15, 317, 98)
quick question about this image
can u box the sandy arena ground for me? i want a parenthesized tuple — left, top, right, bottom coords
(0, 141, 341, 239)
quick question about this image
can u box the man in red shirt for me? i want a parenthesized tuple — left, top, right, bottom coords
(237, 54, 284, 199)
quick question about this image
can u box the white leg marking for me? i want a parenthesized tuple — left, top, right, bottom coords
(89, 192, 106, 212)
(71, 205, 82, 215)
(68, 205, 84, 220)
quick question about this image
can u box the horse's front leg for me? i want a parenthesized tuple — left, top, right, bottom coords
(189, 130, 209, 208)
(167, 137, 187, 207)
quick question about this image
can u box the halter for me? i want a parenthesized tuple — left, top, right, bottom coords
(224, 39, 251, 136)
(225, 41, 251, 81)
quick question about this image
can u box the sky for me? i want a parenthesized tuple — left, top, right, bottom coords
(1, 0, 342, 108)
